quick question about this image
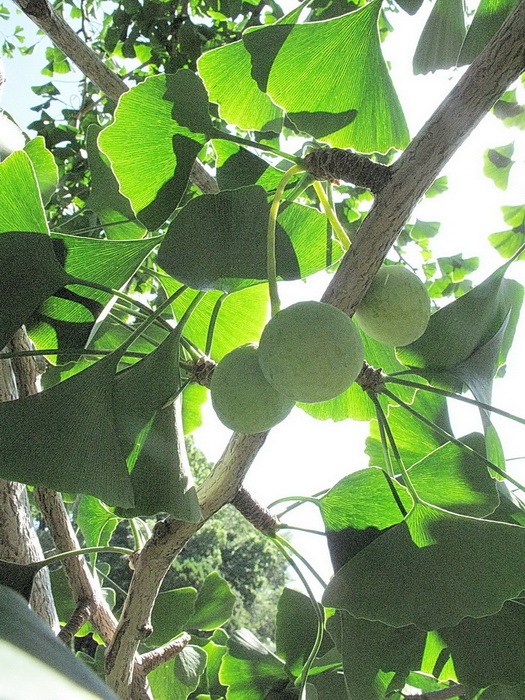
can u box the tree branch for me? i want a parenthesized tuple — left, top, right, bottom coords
(11, 0, 218, 196)
(104, 5, 525, 696)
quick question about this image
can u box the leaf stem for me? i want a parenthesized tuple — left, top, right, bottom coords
(271, 535, 325, 698)
(384, 375, 525, 426)
(381, 387, 525, 494)
(43, 545, 134, 568)
(312, 181, 351, 250)
(217, 132, 304, 165)
(369, 391, 422, 505)
(267, 164, 305, 316)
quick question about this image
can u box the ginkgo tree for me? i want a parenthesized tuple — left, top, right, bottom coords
(0, 0, 525, 698)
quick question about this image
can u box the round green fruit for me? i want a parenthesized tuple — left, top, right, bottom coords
(258, 301, 365, 404)
(354, 264, 431, 346)
(210, 343, 295, 434)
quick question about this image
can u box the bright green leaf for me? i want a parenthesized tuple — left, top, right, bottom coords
(483, 143, 514, 190)
(76, 497, 119, 549)
(246, 0, 409, 151)
(98, 71, 211, 230)
(147, 588, 198, 648)
(148, 646, 207, 700)
(23, 136, 58, 205)
(85, 125, 146, 240)
(0, 151, 48, 233)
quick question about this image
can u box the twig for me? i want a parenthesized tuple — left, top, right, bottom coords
(139, 633, 191, 676)
(58, 599, 91, 644)
(231, 486, 279, 535)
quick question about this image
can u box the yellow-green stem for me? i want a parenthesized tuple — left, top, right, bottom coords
(267, 164, 304, 317)
(313, 181, 351, 250)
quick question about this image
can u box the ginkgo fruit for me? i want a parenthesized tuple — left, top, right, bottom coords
(258, 301, 365, 404)
(355, 264, 431, 346)
(210, 343, 295, 434)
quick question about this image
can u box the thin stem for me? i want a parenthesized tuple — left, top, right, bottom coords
(267, 164, 305, 316)
(271, 536, 325, 698)
(274, 534, 327, 590)
(382, 387, 525, 495)
(68, 276, 173, 334)
(279, 525, 326, 536)
(385, 375, 525, 426)
(369, 391, 422, 505)
(268, 495, 320, 509)
(205, 294, 226, 356)
(44, 546, 134, 567)
(218, 132, 304, 165)
(0, 348, 148, 361)
(312, 181, 351, 250)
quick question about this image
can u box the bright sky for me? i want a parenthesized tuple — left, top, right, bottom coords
(1, 1, 524, 590)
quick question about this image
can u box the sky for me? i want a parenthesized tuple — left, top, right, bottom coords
(1, 1, 524, 590)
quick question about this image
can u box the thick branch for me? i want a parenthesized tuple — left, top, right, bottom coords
(104, 5, 525, 696)
(105, 431, 267, 698)
(12, 0, 218, 195)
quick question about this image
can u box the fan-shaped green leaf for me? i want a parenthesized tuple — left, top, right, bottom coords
(458, 0, 520, 66)
(440, 599, 525, 687)
(76, 496, 119, 549)
(483, 143, 514, 190)
(397, 262, 517, 370)
(148, 646, 207, 700)
(0, 151, 48, 233)
(323, 503, 525, 629)
(23, 136, 58, 205)
(220, 629, 289, 699)
(275, 588, 319, 676)
(0, 231, 71, 348)
(98, 71, 212, 230)
(197, 38, 283, 132)
(186, 572, 236, 631)
(245, 0, 409, 152)
(85, 125, 146, 240)
(0, 353, 134, 507)
(147, 587, 198, 648)
(413, 0, 466, 74)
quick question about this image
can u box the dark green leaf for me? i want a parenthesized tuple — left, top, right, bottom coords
(493, 89, 525, 130)
(0, 559, 43, 600)
(329, 611, 426, 700)
(113, 330, 201, 520)
(0, 353, 134, 507)
(440, 599, 525, 687)
(213, 140, 288, 192)
(0, 585, 119, 699)
(275, 588, 319, 676)
(98, 72, 211, 230)
(147, 587, 198, 648)
(246, 0, 409, 151)
(397, 261, 517, 370)
(0, 231, 71, 348)
(413, 0, 466, 74)
(323, 502, 525, 629)
(458, 0, 520, 66)
(23, 136, 58, 205)
(187, 572, 236, 630)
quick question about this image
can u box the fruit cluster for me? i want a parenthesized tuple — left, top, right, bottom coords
(210, 265, 430, 434)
